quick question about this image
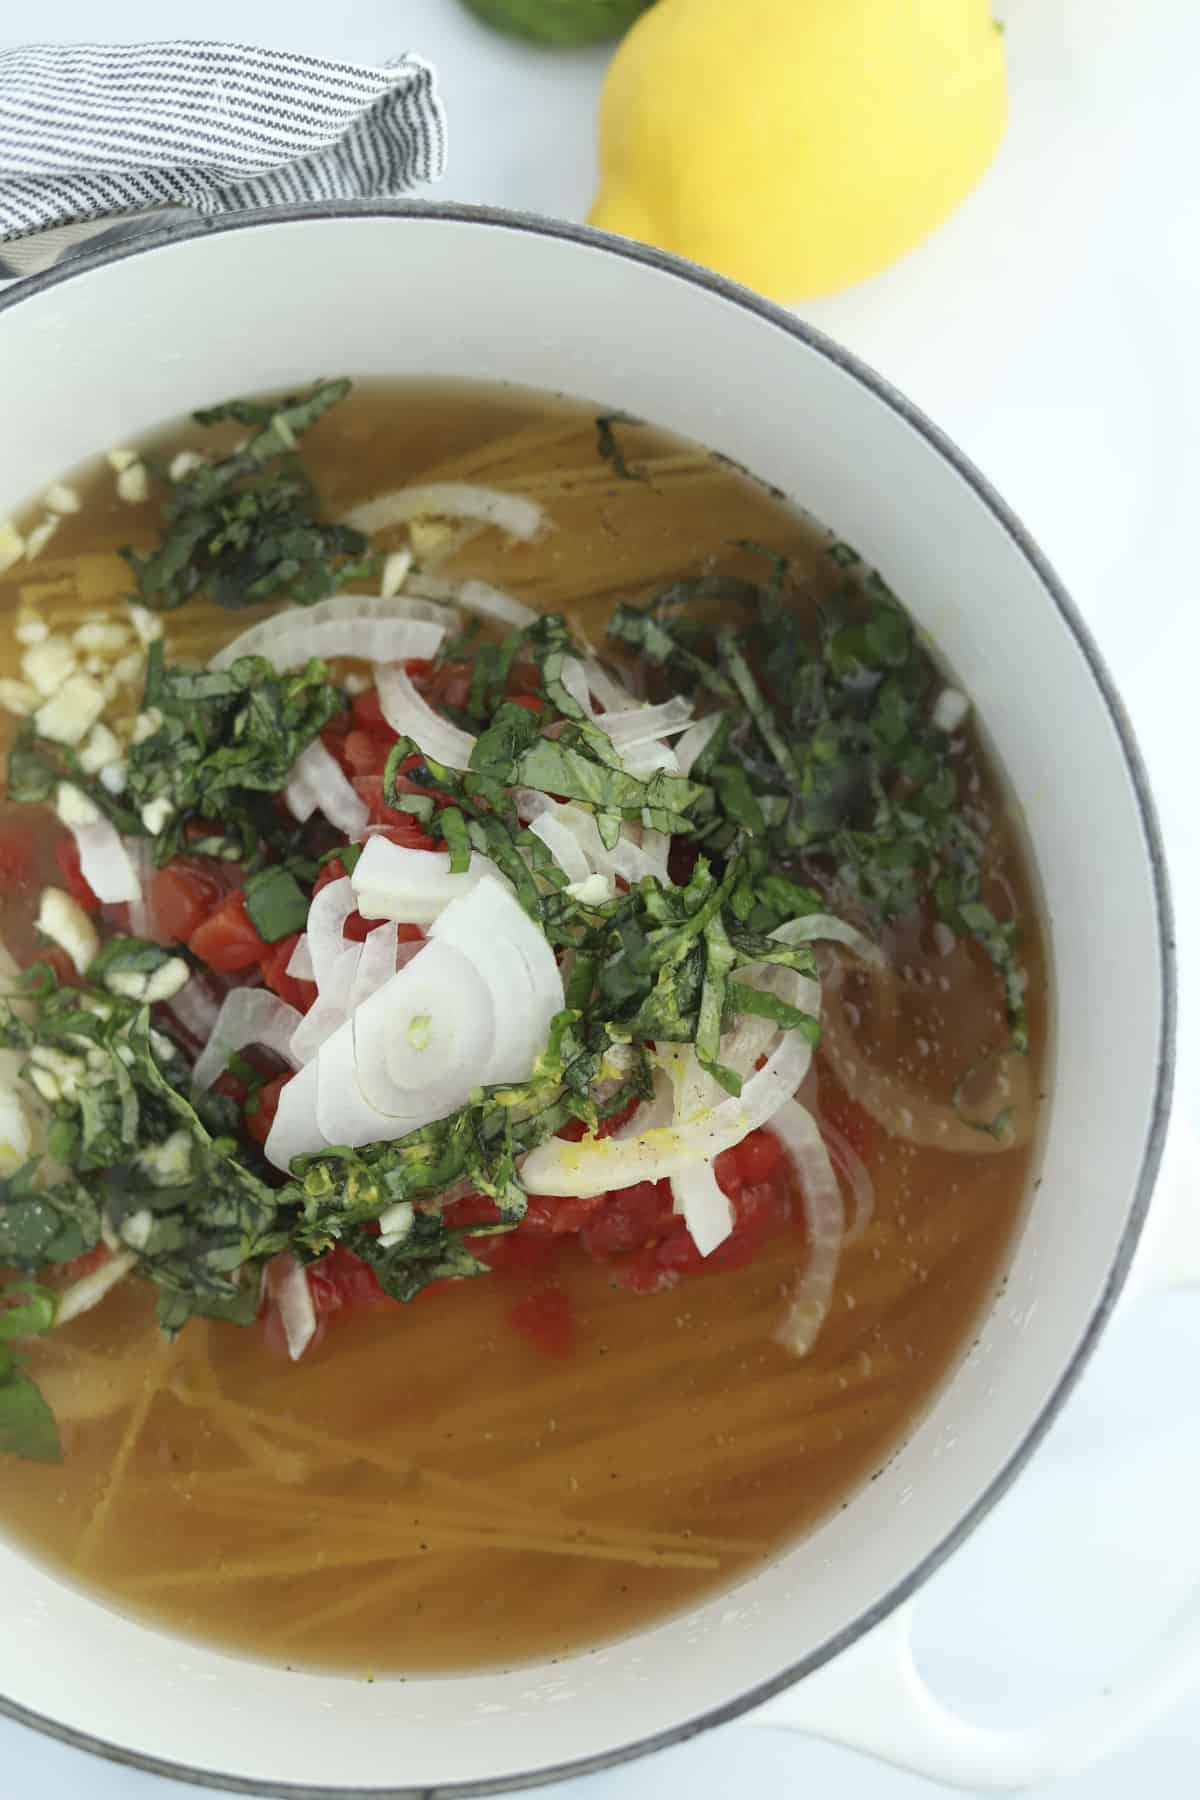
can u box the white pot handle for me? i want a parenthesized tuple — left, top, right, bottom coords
(751, 1118, 1200, 1791)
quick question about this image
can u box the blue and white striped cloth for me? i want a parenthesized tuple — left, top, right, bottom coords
(0, 41, 446, 275)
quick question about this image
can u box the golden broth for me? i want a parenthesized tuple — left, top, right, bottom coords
(0, 380, 1045, 1675)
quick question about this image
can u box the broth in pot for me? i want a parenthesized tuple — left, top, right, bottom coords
(0, 380, 1044, 1675)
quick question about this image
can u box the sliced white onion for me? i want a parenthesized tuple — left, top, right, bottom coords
(352, 940, 495, 1118)
(430, 877, 563, 1085)
(305, 877, 357, 989)
(342, 482, 544, 543)
(190, 988, 303, 1094)
(165, 976, 222, 1044)
(620, 738, 681, 777)
(459, 578, 537, 630)
(122, 836, 158, 938)
(375, 662, 477, 769)
(820, 1114, 877, 1244)
(615, 1074, 675, 1138)
(265, 1060, 326, 1170)
(347, 921, 401, 1013)
(720, 1009, 781, 1086)
(818, 982, 1034, 1154)
(404, 570, 538, 630)
(286, 936, 315, 983)
(289, 942, 363, 1064)
(313, 1048, 419, 1149)
(669, 1044, 728, 1123)
(594, 695, 694, 750)
(265, 1253, 317, 1361)
(516, 795, 667, 889)
(70, 818, 141, 905)
(208, 596, 448, 673)
(769, 1099, 844, 1357)
(403, 571, 462, 605)
(351, 834, 498, 926)
(285, 739, 369, 837)
(638, 828, 672, 876)
(527, 812, 593, 885)
(523, 1021, 814, 1198)
(581, 658, 637, 713)
(772, 913, 886, 968)
(282, 878, 561, 1160)
(674, 712, 724, 776)
(671, 1160, 735, 1258)
(559, 656, 595, 718)
(55, 1248, 137, 1326)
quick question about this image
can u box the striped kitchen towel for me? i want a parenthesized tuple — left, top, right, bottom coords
(0, 41, 446, 275)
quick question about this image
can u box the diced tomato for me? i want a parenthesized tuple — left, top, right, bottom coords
(319, 717, 351, 765)
(306, 1245, 390, 1318)
(213, 1068, 249, 1106)
(580, 1180, 675, 1258)
(243, 1072, 290, 1148)
(638, 1221, 703, 1280)
(352, 776, 441, 844)
(713, 1127, 784, 1198)
(609, 1245, 682, 1296)
(54, 837, 100, 915)
(442, 1193, 502, 1231)
(374, 817, 441, 855)
(709, 1181, 789, 1272)
(258, 932, 318, 1012)
(151, 858, 228, 944)
(506, 657, 543, 699)
(34, 945, 81, 988)
(508, 1289, 575, 1359)
(421, 660, 472, 712)
(819, 1074, 882, 1165)
(521, 1191, 610, 1236)
(556, 1094, 640, 1143)
(350, 688, 397, 737)
(313, 857, 347, 893)
(188, 890, 264, 974)
(474, 1228, 561, 1279)
(439, 1193, 559, 1277)
(0, 828, 35, 887)
(342, 728, 392, 779)
(507, 694, 545, 715)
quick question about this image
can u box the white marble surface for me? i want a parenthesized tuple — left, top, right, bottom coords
(1, 1, 1198, 1794)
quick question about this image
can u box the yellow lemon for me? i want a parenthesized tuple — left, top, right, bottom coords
(589, 0, 1008, 300)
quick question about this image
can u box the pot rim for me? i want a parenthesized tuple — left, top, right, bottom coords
(0, 198, 1177, 1800)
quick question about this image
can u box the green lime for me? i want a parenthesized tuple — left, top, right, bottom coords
(460, 0, 654, 48)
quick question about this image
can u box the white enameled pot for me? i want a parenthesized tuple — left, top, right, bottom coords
(0, 205, 1187, 1798)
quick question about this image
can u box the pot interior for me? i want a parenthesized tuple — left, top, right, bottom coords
(0, 210, 1169, 1793)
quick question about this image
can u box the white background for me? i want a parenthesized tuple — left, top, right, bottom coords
(1, 2, 1198, 1795)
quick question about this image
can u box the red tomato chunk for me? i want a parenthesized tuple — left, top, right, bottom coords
(243, 1072, 291, 1149)
(189, 891, 264, 973)
(151, 859, 230, 944)
(54, 838, 100, 914)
